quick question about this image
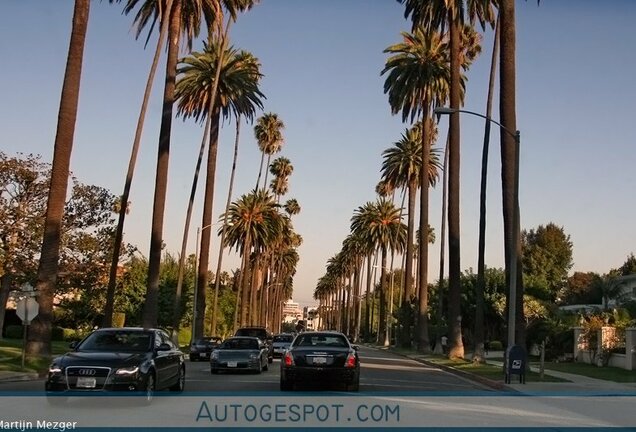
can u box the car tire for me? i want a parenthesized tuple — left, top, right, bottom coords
(143, 373, 155, 405)
(280, 378, 292, 391)
(346, 380, 360, 392)
(268, 356, 273, 364)
(211, 368, 218, 375)
(170, 365, 185, 392)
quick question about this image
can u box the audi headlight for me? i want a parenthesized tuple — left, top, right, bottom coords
(211, 351, 219, 360)
(115, 366, 140, 375)
(48, 364, 63, 374)
(249, 353, 259, 359)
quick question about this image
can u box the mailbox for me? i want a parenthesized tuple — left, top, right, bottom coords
(505, 344, 527, 384)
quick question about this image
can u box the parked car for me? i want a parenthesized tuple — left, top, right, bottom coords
(234, 326, 273, 363)
(189, 336, 222, 361)
(280, 331, 360, 391)
(210, 336, 269, 374)
(271, 333, 294, 358)
(45, 327, 185, 403)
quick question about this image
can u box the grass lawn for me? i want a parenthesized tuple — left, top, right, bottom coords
(383, 347, 567, 383)
(0, 338, 70, 373)
(530, 361, 636, 383)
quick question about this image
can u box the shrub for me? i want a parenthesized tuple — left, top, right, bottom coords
(4, 325, 23, 339)
(51, 327, 65, 341)
(489, 340, 503, 351)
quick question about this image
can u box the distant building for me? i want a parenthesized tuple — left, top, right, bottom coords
(282, 301, 303, 324)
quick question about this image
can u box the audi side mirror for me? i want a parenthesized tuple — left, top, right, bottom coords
(156, 342, 172, 352)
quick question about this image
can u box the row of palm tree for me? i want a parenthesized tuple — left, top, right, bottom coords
(27, 0, 305, 356)
(314, 0, 524, 361)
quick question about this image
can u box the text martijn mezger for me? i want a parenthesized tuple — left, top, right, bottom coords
(0, 420, 77, 431)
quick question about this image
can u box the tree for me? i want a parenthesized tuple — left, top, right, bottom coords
(103, 0, 174, 327)
(0, 153, 49, 338)
(27, 0, 90, 357)
(562, 272, 601, 305)
(619, 253, 636, 276)
(382, 27, 450, 354)
(254, 113, 285, 190)
(175, 42, 264, 338)
(380, 122, 442, 350)
(221, 190, 284, 327)
(521, 223, 573, 302)
(351, 199, 406, 343)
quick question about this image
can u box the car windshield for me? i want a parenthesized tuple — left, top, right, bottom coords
(78, 330, 152, 352)
(273, 335, 293, 343)
(195, 338, 217, 345)
(220, 338, 259, 350)
(294, 334, 348, 348)
(235, 328, 267, 338)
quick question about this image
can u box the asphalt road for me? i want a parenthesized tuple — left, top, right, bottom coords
(0, 345, 486, 393)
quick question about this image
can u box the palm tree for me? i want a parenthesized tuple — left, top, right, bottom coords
(351, 199, 406, 343)
(398, 0, 494, 358)
(269, 157, 293, 200)
(499, 0, 525, 348)
(382, 28, 449, 353)
(254, 113, 285, 190)
(381, 122, 442, 348)
(103, 0, 174, 327)
(26, 0, 90, 357)
(474, 14, 499, 363)
(222, 190, 283, 327)
(175, 42, 265, 338)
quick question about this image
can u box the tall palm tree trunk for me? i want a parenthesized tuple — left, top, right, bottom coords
(103, 0, 173, 328)
(239, 238, 252, 326)
(363, 255, 372, 340)
(194, 105, 221, 339)
(172, 107, 212, 337)
(27, 0, 89, 357)
(143, 0, 181, 328)
(447, 13, 464, 359)
(418, 102, 432, 354)
(378, 249, 388, 344)
(211, 117, 241, 335)
(435, 134, 450, 354)
(499, 0, 524, 348)
(474, 16, 499, 363)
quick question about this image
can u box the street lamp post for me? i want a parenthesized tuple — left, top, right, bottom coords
(434, 107, 521, 347)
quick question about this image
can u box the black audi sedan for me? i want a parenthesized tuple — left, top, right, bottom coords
(45, 327, 185, 402)
(280, 331, 360, 391)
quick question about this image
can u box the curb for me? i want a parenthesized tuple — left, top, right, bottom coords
(0, 371, 39, 383)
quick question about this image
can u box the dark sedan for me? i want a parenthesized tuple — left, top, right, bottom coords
(210, 337, 269, 374)
(280, 331, 360, 391)
(45, 327, 185, 403)
(189, 336, 222, 361)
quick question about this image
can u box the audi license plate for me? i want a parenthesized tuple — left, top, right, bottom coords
(76, 377, 96, 388)
(312, 356, 327, 365)
(227, 361, 237, 368)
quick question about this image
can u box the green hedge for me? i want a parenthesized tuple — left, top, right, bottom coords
(489, 340, 503, 351)
(4, 325, 23, 339)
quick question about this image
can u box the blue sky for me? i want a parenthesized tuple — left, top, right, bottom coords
(1, 1, 635, 307)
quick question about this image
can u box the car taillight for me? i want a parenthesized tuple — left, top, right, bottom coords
(345, 353, 356, 368)
(283, 351, 294, 367)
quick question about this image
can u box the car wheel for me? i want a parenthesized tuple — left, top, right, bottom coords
(268, 356, 273, 364)
(346, 379, 360, 392)
(143, 373, 155, 405)
(210, 368, 219, 374)
(280, 378, 292, 391)
(170, 365, 185, 392)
